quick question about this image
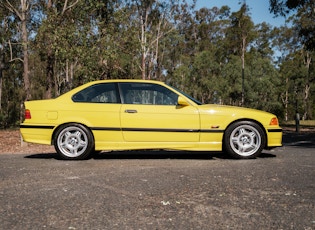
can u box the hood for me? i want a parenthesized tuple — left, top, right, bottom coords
(198, 104, 275, 118)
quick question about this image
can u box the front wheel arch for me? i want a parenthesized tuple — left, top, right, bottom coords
(223, 120, 267, 159)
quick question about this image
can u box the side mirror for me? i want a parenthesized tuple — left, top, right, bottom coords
(177, 96, 190, 106)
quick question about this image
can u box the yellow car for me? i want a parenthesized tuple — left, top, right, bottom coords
(20, 79, 282, 160)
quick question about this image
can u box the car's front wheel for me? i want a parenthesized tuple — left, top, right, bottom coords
(224, 121, 266, 159)
(54, 123, 94, 160)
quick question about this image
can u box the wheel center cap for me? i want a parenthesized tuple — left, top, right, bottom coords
(69, 138, 77, 146)
(241, 136, 249, 144)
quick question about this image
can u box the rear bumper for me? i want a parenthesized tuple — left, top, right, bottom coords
(20, 124, 55, 145)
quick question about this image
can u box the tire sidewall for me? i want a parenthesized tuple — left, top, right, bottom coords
(54, 123, 94, 160)
(224, 121, 266, 159)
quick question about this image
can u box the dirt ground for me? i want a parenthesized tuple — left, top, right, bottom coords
(0, 127, 314, 154)
(0, 129, 54, 154)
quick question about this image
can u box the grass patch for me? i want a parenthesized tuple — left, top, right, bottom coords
(282, 120, 315, 127)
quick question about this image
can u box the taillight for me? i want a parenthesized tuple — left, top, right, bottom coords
(269, 117, 278, 126)
(25, 109, 31, 119)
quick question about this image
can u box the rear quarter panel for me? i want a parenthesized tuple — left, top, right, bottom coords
(20, 96, 124, 145)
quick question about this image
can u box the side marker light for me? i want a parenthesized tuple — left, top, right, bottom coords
(269, 117, 278, 126)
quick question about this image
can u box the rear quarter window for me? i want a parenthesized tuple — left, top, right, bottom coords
(72, 83, 120, 103)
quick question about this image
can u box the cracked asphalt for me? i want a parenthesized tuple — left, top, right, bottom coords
(0, 132, 314, 230)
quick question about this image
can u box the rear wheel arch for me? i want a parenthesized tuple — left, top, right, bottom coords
(52, 122, 95, 144)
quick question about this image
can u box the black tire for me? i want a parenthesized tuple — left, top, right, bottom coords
(223, 121, 266, 159)
(54, 123, 94, 160)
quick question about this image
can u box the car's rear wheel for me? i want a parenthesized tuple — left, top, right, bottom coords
(54, 123, 94, 160)
(224, 121, 266, 159)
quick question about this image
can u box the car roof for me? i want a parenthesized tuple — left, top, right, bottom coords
(87, 79, 164, 84)
(57, 79, 169, 99)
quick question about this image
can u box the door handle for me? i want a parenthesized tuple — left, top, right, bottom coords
(125, 109, 138, 113)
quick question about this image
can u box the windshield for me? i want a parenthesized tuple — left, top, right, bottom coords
(167, 84, 203, 105)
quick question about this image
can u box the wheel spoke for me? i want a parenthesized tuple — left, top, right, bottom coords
(239, 128, 245, 134)
(78, 140, 87, 148)
(250, 143, 257, 150)
(249, 131, 256, 139)
(239, 145, 245, 153)
(75, 131, 81, 137)
(231, 137, 239, 144)
(65, 131, 71, 137)
(72, 148, 78, 155)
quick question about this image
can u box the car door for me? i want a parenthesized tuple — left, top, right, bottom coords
(119, 82, 200, 142)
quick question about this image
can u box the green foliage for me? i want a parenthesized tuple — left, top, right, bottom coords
(270, 0, 315, 51)
(221, 55, 243, 105)
(245, 51, 283, 114)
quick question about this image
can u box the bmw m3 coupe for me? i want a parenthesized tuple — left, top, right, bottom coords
(20, 80, 282, 160)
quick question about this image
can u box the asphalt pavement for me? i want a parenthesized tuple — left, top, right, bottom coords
(0, 132, 314, 230)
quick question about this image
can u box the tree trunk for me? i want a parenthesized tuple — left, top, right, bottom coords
(285, 77, 288, 121)
(303, 51, 311, 119)
(241, 36, 246, 106)
(45, 0, 54, 99)
(46, 50, 54, 98)
(140, 11, 147, 80)
(21, 0, 31, 100)
(0, 68, 2, 111)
